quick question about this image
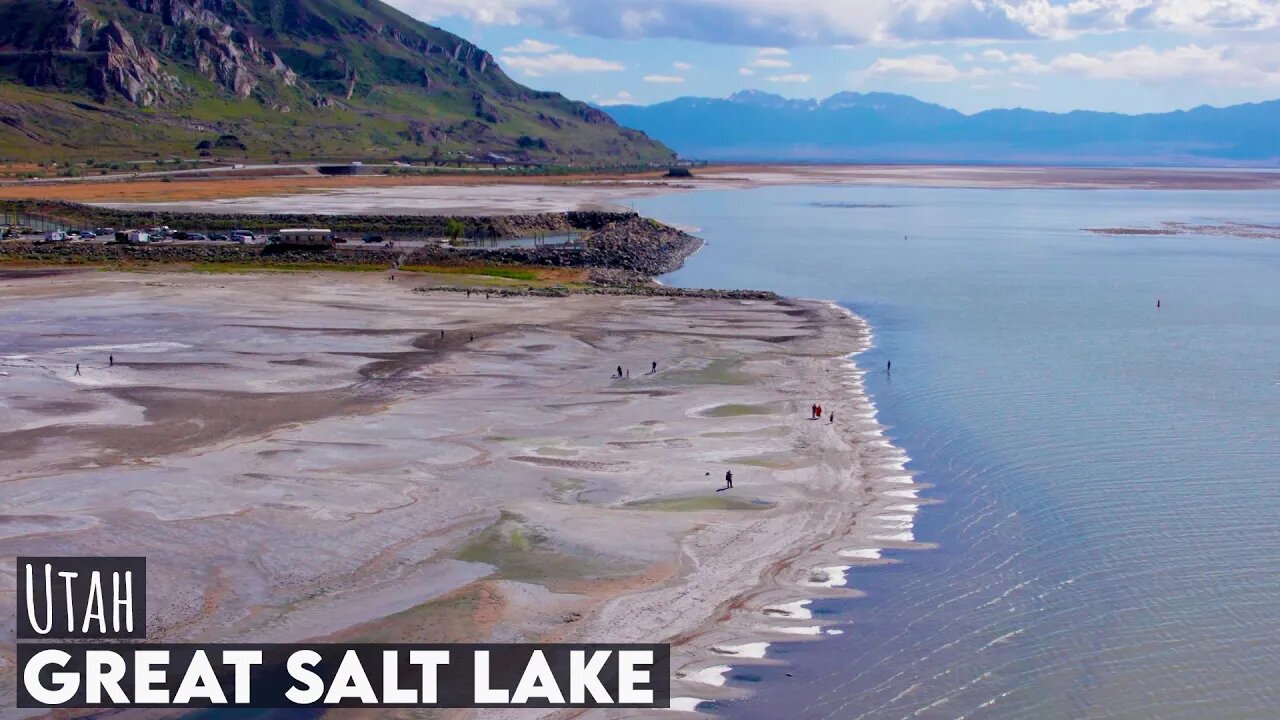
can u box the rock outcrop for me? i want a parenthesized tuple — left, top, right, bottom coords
(0, 0, 676, 164)
(89, 20, 171, 106)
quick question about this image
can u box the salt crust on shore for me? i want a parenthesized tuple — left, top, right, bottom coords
(0, 271, 926, 718)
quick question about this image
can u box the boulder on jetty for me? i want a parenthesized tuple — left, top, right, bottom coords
(0, 207, 705, 280)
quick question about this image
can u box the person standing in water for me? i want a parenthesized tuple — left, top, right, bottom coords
(887, 360, 892, 373)
(1157, 300, 1162, 309)
(109, 355, 114, 367)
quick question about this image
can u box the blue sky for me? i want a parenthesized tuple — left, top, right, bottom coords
(385, 1, 1280, 114)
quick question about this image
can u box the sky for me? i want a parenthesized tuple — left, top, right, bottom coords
(383, 0, 1280, 114)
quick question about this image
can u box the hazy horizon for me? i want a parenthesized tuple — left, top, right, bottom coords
(394, 0, 1280, 115)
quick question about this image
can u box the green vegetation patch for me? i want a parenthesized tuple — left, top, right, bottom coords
(455, 512, 586, 583)
(401, 265, 541, 281)
(701, 402, 783, 418)
(702, 426, 792, 439)
(189, 262, 388, 273)
(625, 496, 774, 512)
(728, 453, 816, 470)
(657, 358, 754, 386)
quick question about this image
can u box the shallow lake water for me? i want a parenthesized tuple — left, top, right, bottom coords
(636, 185, 1280, 720)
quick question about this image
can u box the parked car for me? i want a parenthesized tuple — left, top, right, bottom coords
(77, 230, 97, 239)
(186, 233, 209, 242)
(94, 228, 115, 237)
(230, 230, 256, 243)
(362, 234, 385, 244)
(209, 233, 228, 241)
(41, 231, 68, 243)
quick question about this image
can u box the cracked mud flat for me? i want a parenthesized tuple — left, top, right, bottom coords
(0, 271, 915, 718)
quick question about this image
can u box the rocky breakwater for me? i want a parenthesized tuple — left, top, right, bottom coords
(0, 200, 634, 238)
(407, 217, 703, 278)
(0, 242, 400, 266)
(419, 285, 778, 300)
(1, 209, 702, 278)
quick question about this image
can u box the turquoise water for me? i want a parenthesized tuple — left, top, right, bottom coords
(633, 186, 1280, 720)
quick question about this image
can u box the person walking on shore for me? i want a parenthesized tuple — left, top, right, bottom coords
(617, 365, 623, 379)
(811, 404, 818, 420)
(830, 412, 836, 425)
(651, 361, 658, 374)
(725, 470, 734, 490)
(74, 363, 80, 376)
(816, 404, 822, 420)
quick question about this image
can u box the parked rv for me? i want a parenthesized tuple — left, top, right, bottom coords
(272, 228, 334, 248)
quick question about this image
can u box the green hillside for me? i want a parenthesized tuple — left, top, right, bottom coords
(0, 0, 674, 165)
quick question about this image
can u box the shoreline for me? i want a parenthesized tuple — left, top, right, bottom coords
(652, 302, 932, 714)
(0, 270, 922, 717)
(4, 163, 1280, 209)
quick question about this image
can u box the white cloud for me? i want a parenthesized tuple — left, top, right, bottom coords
(964, 41, 1280, 86)
(862, 54, 988, 83)
(501, 38, 559, 54)
(498, 52, 626, 77)
(768, 73, 812, 83)
(1041, 44, 1280, 85)
(673, 61, 694, 70)
(748, 47, 792, 69)
(644, 74, 687, 83)
(389, 0, 1280, 47)
(594, 90, 635, 106)
(738, 67, 756, 75)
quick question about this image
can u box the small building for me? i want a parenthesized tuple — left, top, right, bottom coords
(118, 230, 150, 244)
(273, 228, 334, 248)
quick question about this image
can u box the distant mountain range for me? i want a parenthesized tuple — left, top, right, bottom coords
(605, 91, 1280, 166)
(0, 0, 673, 165)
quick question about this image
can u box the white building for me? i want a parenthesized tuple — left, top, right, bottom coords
(274, 228, 334, 247)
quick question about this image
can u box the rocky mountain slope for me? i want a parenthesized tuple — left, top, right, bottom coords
(0, 0, 674, 165)
(607, 90, 1280, 166)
